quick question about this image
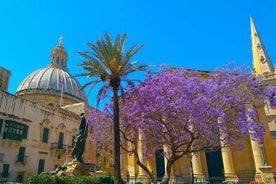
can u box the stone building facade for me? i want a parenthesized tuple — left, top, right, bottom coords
(0, 38, 94, 183)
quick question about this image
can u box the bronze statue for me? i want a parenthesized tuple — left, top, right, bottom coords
(71, 113, 88, 163)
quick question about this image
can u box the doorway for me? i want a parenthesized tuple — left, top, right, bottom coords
(205, 149, 224, 184)
(155, 149, 165, 182)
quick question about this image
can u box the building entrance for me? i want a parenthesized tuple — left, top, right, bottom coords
(205, 150, 224, 184)
(155, 149, 165, 182)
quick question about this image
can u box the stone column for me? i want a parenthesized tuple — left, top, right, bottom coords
(218, 117, 237, 182)
(126, 142, 136, 182)
(163, 144, 169, 179)
(191, 152, 205, 182)
(250, 139, 265, 179)
(137, 131, 148, 182)
(221, 146, 238, 181)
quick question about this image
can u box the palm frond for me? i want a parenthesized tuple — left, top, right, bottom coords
(122, 45, 144, 66)
(96, 85, 110, 107)
(124, 63, 150, 75)
(79, 80, 101, 91)
(122, 78, 143, 85)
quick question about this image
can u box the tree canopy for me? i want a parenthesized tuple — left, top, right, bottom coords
(87, 66, 267, 184)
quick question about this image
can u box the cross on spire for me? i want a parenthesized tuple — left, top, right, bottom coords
(58, 36, 63, 47)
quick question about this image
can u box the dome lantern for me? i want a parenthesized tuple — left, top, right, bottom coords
(49, 36, 68, 71)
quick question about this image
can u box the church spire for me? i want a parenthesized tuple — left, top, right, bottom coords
(251, 17, 274, 77)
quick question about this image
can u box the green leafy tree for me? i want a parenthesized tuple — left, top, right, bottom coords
(75, 33, 148, 184)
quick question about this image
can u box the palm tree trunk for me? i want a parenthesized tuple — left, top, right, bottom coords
(113, 87, 121, 184)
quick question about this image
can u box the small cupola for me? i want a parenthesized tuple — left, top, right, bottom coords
(49, 36, 68, 71)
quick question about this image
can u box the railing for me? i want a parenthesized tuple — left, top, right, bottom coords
(0, 153, 4, 161)
(126, 175, 260, 184)
(0, 172, 10, 178)
(3, 132, 23, 141)
(16, 155, 28, 163)
(50, 142, 67, 150)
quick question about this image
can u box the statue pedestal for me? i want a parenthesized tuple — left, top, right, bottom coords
(55, 161, 90, 176)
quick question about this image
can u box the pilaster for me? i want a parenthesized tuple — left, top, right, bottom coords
(221, 146, 238, 182)
(191, 152, 205, 182)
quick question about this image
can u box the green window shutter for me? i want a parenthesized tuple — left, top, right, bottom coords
(58, 132, 64, 149)
(42, 128, 49, 143)
(18, 147, 26, 162)
(0, 119, 3, 133)
(271, 131, 276, 139)
(2, 121, 28, 141)
(37, 159, 45, 174)
(22, 125, 28, 139)
(2, 164, 10, 178)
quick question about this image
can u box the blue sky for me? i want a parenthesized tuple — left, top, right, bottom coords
(1, 0, 276, 107)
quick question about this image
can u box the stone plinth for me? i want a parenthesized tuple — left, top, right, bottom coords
(259, 166, 275, 184)
(54, 161, 90, 176)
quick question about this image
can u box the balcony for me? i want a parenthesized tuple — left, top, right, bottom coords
(0, 153, 4, 161)
(50, 143, 67, 158)
(1, 172, 10, 178)
(3, 132, 23, 141)
(50, 142, 67, 150)
(16, 155, 28, 166)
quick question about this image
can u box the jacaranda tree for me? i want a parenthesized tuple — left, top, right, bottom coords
(119, 66, 266, 184)
(75, 33, 148, 184)
(86, 65, 267, 184)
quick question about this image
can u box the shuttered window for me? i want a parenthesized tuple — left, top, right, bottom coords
(37, 159, 45, 174)
(42, 128, 49, 143)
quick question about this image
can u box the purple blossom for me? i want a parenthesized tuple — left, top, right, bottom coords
(264, 86, 276, 108)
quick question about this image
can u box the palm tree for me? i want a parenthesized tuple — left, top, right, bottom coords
(75, 33, 148, 184)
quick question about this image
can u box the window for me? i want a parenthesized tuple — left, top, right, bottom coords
(1, 164, 10, 178)
(260, 56, 266, 63)
(17, 147, 26, 162)
(16, 174, 23, 183)
(42, 128, 49, 143)
(0, 153, 4, 161)
(0, 119, 3, 133)
(58, 132, 64, 149)
(22, 125, 28, 139)
(271, 131, 276, 139)
(257, 43, 262, 50)
(3, 120, 28, 141)
(56, 57, 59, 64)
(37, 159, 45, 174)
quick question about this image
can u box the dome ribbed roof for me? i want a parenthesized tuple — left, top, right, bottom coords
(16, 67, 87, 102)
(16, 37, 87, 103)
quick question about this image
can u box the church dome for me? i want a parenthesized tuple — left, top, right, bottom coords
(16, 37, 87, 104)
